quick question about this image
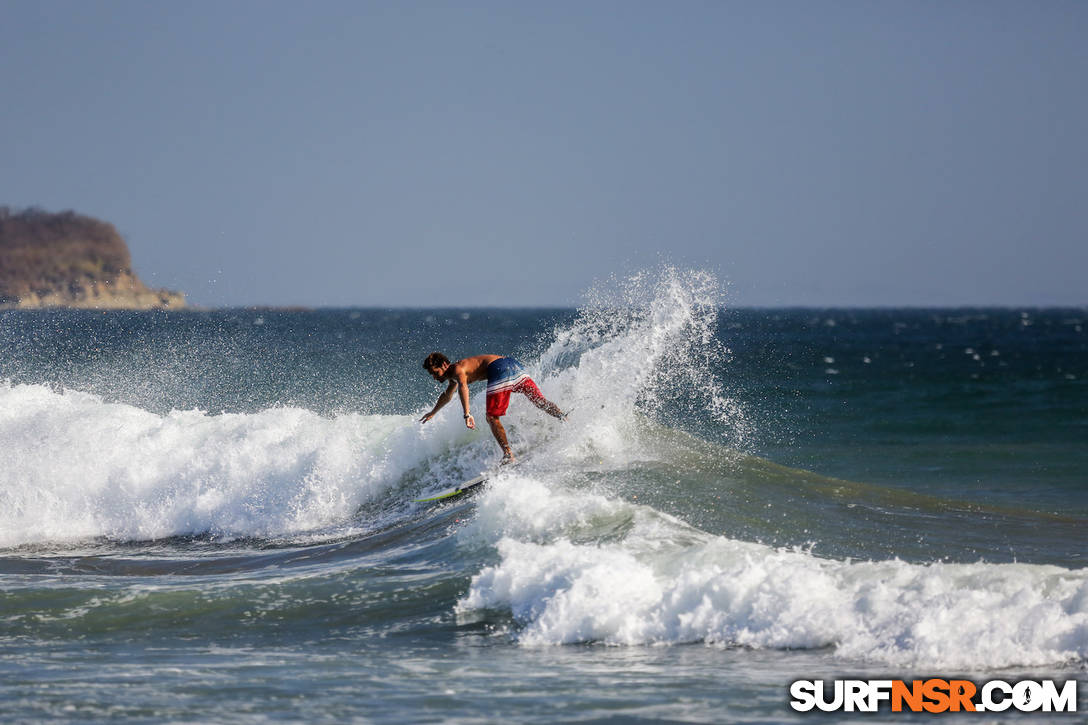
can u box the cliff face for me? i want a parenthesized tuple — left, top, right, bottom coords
(0, 208, 186, 309)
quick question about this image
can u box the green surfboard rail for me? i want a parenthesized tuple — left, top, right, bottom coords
(414, 473, 489, 503)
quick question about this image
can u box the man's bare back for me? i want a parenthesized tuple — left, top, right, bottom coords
(441, 354, 502, 385)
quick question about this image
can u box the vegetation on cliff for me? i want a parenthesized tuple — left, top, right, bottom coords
(0, 207, 185, 309)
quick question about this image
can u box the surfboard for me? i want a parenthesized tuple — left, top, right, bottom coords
(413, 472, 489, 503)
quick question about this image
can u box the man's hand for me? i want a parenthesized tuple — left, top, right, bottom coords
(464, 413, 475, 429)
(420, 412, 435, 424)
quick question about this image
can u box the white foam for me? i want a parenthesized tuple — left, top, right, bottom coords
(459, 478, 1088, 668)
(0, 382, 463, 546)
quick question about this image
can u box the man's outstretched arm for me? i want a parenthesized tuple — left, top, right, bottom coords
(420, 380, 458, 423)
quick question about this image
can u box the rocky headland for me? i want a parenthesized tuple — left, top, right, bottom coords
(0, 207, 186, 309)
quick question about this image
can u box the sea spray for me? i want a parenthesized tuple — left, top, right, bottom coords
(529, 267, 751, 459)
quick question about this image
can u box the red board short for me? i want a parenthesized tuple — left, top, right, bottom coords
(486, 377, 544, 417)
(484, 357, 545, 417)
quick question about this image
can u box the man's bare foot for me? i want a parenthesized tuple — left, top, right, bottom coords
(501, 452, 517, 466)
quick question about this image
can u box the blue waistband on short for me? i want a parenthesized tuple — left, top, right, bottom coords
(486, 357, 524, 385)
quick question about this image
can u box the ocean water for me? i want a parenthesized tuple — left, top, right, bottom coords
(1, 271, 1085, 723)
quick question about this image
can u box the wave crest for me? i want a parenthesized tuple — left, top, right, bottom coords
(0, 382, 444, 546)
(459, 477, 1088, 668)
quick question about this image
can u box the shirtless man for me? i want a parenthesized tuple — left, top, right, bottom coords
(420, 352, 565, 464)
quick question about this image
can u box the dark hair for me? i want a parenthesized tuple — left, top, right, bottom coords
(423, 352, 450, 370)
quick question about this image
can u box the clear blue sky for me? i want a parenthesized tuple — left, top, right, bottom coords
(2, 1, 1085, 307)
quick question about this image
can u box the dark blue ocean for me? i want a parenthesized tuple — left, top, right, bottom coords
(1, 271, 1085, 722)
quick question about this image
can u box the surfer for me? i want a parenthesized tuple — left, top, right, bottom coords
(420, 352, 565, 464)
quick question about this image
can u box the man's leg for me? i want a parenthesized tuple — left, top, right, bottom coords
(519, 379, 564, 419)
(486, 414, 515, 463)
(485, 389, 516, 463)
